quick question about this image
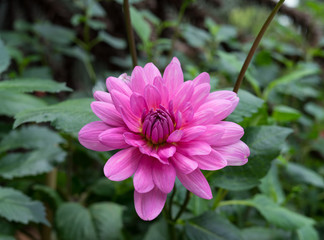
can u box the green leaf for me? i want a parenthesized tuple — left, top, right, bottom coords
(241, 227, 290, 240)
(0, 126, 66, 179)
(130, 7, 151, 43)
(0, 90, 47, 117)
(56, 202, 123, 240)
(33, 185, 63, 209)
(304, 103, 324, 121)
(284, 162, 324, 188)
(263, 67, 319, 100)
(14, 98, 98, 134)
(98, 31, 127, 49)
(252, 195, 315, 230)
(89, 203, 124, 240)
(297, 225, 319, 240)
(33, 23, 75, 45)
(185, 212, 243, 240)
(0, 187, 49, 225)
(227, 89, 264, 123)
(259, 163, 285, 204)
(272, 105, 301, 122)
(182, 24, 211, 48)
(0, 79, 72, 93)
(144, 220, 168, 240)
(0, 235, 15, 240)
(0, 39, 11, 74)
(210, 126, 293, 190)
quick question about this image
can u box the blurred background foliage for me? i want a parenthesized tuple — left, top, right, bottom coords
(0, 0, 324, 239)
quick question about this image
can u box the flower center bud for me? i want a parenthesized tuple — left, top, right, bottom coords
(142, 108, 174, 144)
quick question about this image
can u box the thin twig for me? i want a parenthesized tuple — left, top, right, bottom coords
(233, 0, 285, 93)
(173, 190, 191, 221)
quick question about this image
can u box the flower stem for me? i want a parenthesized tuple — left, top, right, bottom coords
(123, 0, 138, 67)
(232, 0, 285, 93)
(218, 199, 255, 208)
(173, 190, 191, 221)
(212, 188, 228, 210)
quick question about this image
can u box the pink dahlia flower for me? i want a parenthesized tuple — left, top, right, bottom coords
(79, 57, 250, 220)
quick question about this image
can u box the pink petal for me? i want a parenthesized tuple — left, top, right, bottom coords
(78, 121, 112, 151)
(134, 155, 155, 193)
(158, 144, 176, 159)
(134, 187, 167, 221)
(171, 152, 198, 174)
(171, 57, 181, 66)
(153, 76, 169, 106)
(192, 72, 210, 86)
(190, 109, 215, 126)
(91, 101, 124, 127)
(178, 141, 211, 156)
(144, 63, 161, 84)
(213, 121, 244, 146)
(177, 169, 212, 199)
(153, 161, 176, 193)
(167, 130, 183, 143)
(98, 127, 129, 150)
(180, 103, 194, 125)
(120, 107, 141, 133)
(192, 149, 227, 170)
(197, 99, 233, 123)
(144, 84, 161, 109)
(124, 132, 146, 147)
(213, 141, 249, 166)
(130, 93, 148, 117)
(93, 91, 112, 103)
(191, 83, 210, 111)
(199, 124, 225, 145)
(207, 90, 239, 110)
(104, 147, 141, 181)
(181, 126, 207, 142)
(106, 76, 132, 96)
(163, 61, 183, 98)
(131, 66, 148, 94)
(173, 81, 194, 111)
(139, 143, 169, 165)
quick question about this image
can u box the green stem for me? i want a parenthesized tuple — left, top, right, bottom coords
(123, 0, 138, 67)
(212, 188, 228, 210)
(168, 184, 176, 219)
(173, 190, 191, 221)
(232, 0, 285, 93)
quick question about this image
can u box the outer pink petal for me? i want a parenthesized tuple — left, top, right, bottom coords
(106, 76, 132, 96)
(134, 187, 167, 221)
(173, 81, 194, 111)
(207, 90, 239, 110)
(199, 124, 225, 145)
(152, 161, 176, 193)
(163, 60, 183, 98)
(197, 99, 233, 123)
(181, 126, 207, 142)
(171, 152, 198, 174)
(144, 63, 161, 84)
(213, 141, 249, 166)
(91, 101, 124, 127)
(178, 141, 211, 156)
(213, 121, 244, 146)
(190, 109, 215, 126)
(98, 127, 129, 150)
(93, 91, 112, 103)
(167, 130, 183, 143)
(177, 169, 212, 199)
(144, 84, 162, 109)
(131, 66, 148, 94)
(191, 83, 210, 111)
(192, 72, 210, 86)
(134, 155, 155, 193)
(192, 149, 227, 170)
(78, 121, 112, 151)
(130, 93, 148, 117)
(104, 147, 141, 181)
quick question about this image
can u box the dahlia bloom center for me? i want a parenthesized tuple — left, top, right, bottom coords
(142, 107, 174, 144)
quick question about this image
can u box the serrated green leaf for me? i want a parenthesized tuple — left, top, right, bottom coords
(185, 212, 243, 240)
(98, 31, 126, 49)
(297, 225, 319, 240)
(0, 79, 72, 93)
(252, 195, 315, 230)
(0, 187, 49, 225)
(272, 105, 301, 122)
(284, 162, 324, 188)
(0, 39, 11, 74)
(14, 98, 98, 134)
(0, 90, 47, 117)
(130, 7, 151, 43)
(56, 202, 123, 240)
(210, 126, 293, 190)
(227, 89, 264, 123)
(0, 126, 66, 179)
